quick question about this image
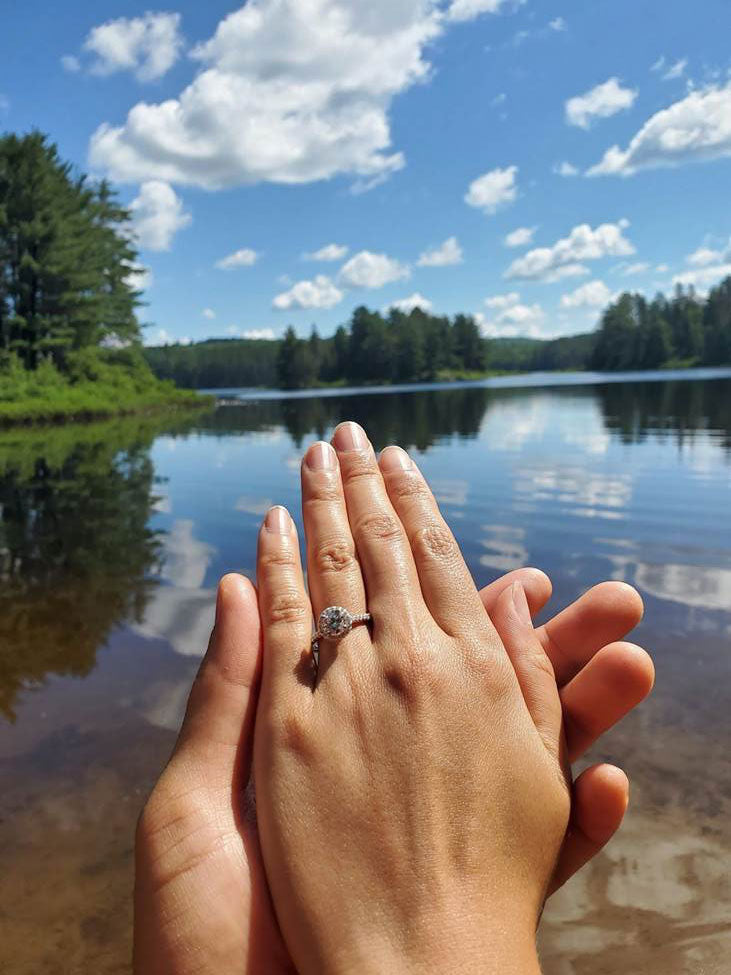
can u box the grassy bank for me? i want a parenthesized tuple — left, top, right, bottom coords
(0, 348, 211, 426)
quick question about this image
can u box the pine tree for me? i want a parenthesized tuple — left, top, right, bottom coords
(0, 132, 140, 369)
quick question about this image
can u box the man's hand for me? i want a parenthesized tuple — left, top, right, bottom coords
(134, 568, 652, 974)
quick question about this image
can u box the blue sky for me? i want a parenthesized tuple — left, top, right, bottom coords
(2, 0, 731, 344)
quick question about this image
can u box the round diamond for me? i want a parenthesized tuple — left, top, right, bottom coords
(318, 606, 353, 639)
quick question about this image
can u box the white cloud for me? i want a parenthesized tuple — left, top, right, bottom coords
(504, 226, 536, 248)
(243, 328, 277, 340)
(339, 250, 409, 288)
(83, 12, 184, 82)
(565, 77, 638, 129)
(491, 92, 507, 107)
(215, 248, 259, 270)
(447, 0, 523, 23)
(588, 84, 731, 176)
(479, 294, 545, 337)
(129, 181, 191, 251)
(560, 279, 612, 308)
(621, 261, 651, 275)
(465, 166, 518, 215)
(89, 1, 446, 189)
(653, 56, 687, 81)
(662, 58, 687, 81)
(61, 55, 81, 73)
(549, 17, 567, 32)
(554, 160, 579, 177)
(146, 328, 190, 346)
(656, 263, 669, 273)
(485, 292, 520, 309)
(672, 264, 731, 289)
(202, 308, 216, 320)
(388, 292, 433, 313)
(416, 236, 463, 266)
(686, 246, 726, 267)
(125, 264, 153, 292)
(304, 243, 349, 261)
(505, 220, 635, 281)
(273, 275, 343, 310)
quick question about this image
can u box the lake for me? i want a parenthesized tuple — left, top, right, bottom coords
(2, 369, 730, 974)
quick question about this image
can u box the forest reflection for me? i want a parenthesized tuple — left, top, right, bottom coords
(1, 375, 729, 719)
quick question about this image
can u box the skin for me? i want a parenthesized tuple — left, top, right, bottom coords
(134, 423, 654, 975)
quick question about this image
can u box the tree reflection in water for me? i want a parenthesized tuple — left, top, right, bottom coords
(0, 416, 195, 720)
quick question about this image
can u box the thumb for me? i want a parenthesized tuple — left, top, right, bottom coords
(173, 573, 262, 792)
(491, 581, 563, 758)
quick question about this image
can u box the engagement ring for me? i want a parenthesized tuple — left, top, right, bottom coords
(311, 606, 372, 657)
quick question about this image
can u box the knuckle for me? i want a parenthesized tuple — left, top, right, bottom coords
(311, 538, 357, 575)
(355, 512, 403, 543)
(276, 709, 316, 761)
(266, 589, 309, 627)
(387, 473, 430, 503)
(340, 453, 379, 483)
(303, 482, 342, 507)
(411, 523, 459, 563)
(259, 547, 297, 570)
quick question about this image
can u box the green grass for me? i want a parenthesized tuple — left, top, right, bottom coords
(0, 348, 212, 426)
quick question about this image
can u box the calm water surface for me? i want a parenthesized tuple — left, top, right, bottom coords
(2, 371, 730, 974)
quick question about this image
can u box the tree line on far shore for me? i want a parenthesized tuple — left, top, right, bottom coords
(145, 280, 731, 390)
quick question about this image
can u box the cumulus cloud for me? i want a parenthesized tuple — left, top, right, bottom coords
(565, 77, 638, 129)
(304, 243, 349, 261)
(388, 292, 433, 313)
(446, 0, 523, 23)
(553, 160, 579, 177)
(227, 327, 277, 339)
(146, 328, 190, 346)
(505, 220, 635, 281)
(417, 236, 463, 266)
(129, 181, 191, 251)
(82, 12, 184, 82)
(560, 279, 612, 308)
(202, 308, 216, 319)
(215, 247, 259, 270)
(479, 292, 545, 337)
(465, 166, 518, 215)
(89, 1, 449, 189)
(125, 264, 153, 292)
(620, 261, 651, 275)
(504, 226, 536, 248)
(588, 84, 731, 176)
(273, 275, 344, 310)
(672, 264, 731, 289)
(686, 244, 730, 267)
(339, 250, 409, 288)
(549, 17, 567, 32)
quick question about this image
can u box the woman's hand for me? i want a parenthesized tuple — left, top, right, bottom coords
(252, 422, 632, 974)
(133, 425, 653, 974)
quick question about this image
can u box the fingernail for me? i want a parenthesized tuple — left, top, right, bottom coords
(332, 421, 368, 451)
(380, 445, 412, 472)
(305, 441, 337, 471)
(512, 581, 532, 626)
(265, 505, 291, 533)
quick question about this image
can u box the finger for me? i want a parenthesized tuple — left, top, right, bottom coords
(379, 446, 489, 637)
(538, 581, 644, 686)
(301, 441, 368, 671)
(257, 506, 313, 702)
(479, 568, 553, 619)
(173, 573, 261, 791)
(547, 764, 629, 896)
(491, 581, 562, 757)
(560, 642, 655, 762)
(331, 422, 426, 623)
